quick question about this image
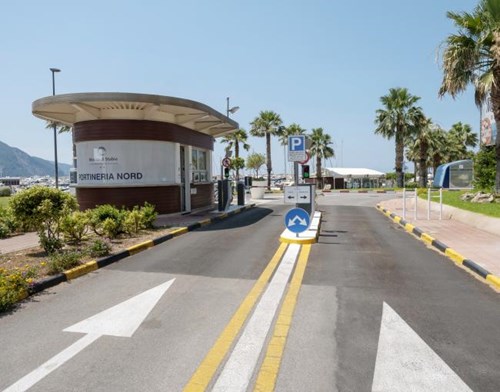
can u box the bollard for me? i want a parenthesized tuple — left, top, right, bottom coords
(237, 182, 245, 206)
(218, 180, 224, 211)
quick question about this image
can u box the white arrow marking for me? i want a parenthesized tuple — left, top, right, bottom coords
(372, 302, 473, 392)
(288, 215, 307, 226)
(4, 279, 175, 392)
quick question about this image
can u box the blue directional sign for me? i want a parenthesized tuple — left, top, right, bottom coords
(287, 135, 306, 162)
(285, 207, 310, 233)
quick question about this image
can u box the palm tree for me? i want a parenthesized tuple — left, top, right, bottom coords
(277, 123, 306, 179)
(45, 121, 71, 134)
(249, 111, 283, 189)
(309, 128, 334, 189)
(407, 118, 442, 187)
(45, 120, 74, 169)
(447, 122, 478, 160)
(439, 0, 500, 192)
(220, 129, 250, 180)
(405, 143, 418, 180)
(374, 88, 424, 187)
(426, 125, 450, 177)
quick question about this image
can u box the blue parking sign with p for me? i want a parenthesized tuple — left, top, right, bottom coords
(288, 135, 306, 162)
(288, 135, 305, 151)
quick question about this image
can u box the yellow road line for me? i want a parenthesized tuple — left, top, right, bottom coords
(183, 242, 288, 392)
(254, 244, 311, 392)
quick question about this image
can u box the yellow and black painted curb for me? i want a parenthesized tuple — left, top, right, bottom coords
(27, 204, 256, 297)
(376, 204, 500, 291)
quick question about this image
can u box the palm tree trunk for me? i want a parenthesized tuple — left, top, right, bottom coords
(418, 141, 428, 187)
(395, 131, 404, 188)
(266, 132, 272, 190)
(316, 155, 322, 189)
(235, 141, 240, 181)
(491, 73, 500, 193)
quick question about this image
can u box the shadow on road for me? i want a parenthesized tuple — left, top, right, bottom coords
(195, 207, 274, 231)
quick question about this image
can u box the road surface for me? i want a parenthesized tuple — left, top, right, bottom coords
(1, 193, 499, 391)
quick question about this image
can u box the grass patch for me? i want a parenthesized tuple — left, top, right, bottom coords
(0, 197, 10, 208)
(422, 190, 500, 218)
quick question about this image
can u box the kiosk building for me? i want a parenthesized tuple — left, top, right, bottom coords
(32, 93, 238, 214)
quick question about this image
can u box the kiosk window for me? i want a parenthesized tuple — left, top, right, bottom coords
(192, 149, 208, 182)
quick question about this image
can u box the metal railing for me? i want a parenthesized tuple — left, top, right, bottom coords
(402, 188, 442, 220)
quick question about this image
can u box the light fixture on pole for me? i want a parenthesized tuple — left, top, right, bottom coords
(226, 97, 239, 117)
(50, 68, 61, 189)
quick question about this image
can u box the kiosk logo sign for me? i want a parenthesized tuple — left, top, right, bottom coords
(89, 146, 118, 163)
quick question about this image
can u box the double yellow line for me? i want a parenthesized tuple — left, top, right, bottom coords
(184, 243, 311, 392)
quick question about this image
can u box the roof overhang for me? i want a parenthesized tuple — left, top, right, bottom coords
(32, 92, 239, 138)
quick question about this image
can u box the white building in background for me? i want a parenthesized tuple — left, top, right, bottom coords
(323, 167, 386, 189)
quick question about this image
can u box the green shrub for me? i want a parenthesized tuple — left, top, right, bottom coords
(0, 224, 9, 239)
(89, 204, 125, 238)
(0, 187, 11, 197)
(0, 266, 37, 312)
(123, 208, 144, 235)
(39, 232, 64, 254)
(60, 211, 90, 244)
(87, 238, 112, 258)
(122, 203, 158, 235)
(473, 145, 495, 191)
(47, 251, 82, 275)
(101, 218, 121, 239)
(9, 187, 78, 253)
(140, 202, 157, 229)
(0, 206, 18, 238)
(404, 181, 418, 189)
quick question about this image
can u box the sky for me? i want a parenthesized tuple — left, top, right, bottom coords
(0, 0, 481, 176)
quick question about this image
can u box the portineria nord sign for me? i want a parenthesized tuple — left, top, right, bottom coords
(76, 140, 176, 186)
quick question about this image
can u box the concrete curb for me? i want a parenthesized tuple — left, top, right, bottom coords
(26, 204, 256, 297)
(376, 204, 500, 291)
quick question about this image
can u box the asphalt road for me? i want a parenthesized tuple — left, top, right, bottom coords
(1, 193, 499, 391)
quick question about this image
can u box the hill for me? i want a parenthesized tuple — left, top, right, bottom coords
(0, 141, 71, 177)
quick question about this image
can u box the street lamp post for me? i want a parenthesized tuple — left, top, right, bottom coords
(226, 97, 239, 118)
(225, 97, 240, 180)
(50, 68, 61, 189)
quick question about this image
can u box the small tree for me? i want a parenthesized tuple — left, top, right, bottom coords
(230, 157, 245, 179)
(9, 187, 78, 253)
(246, 152, 266, 179)
(473, 145, 496, 191)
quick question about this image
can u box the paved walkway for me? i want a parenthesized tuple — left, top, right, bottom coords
(378, 196, 500, 278)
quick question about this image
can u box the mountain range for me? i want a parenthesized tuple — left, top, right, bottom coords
(0, 140, 71, 177)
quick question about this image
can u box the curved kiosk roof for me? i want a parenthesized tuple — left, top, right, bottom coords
(32, 92, 238, 138)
